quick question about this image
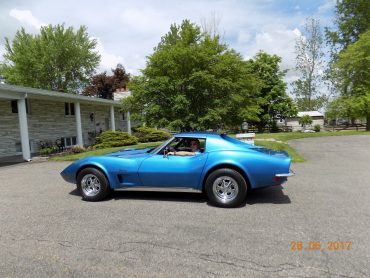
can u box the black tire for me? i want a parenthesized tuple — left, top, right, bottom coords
(77, 167, 111, 201)
(205, 168, 247, 208)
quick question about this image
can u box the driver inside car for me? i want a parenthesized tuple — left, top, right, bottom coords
(168, 139, 201, 156)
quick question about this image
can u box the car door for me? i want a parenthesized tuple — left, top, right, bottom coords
(138, 152, 208, 189)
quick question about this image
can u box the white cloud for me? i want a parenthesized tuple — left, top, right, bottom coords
(245, 25, 302, 84)
(9, 9, 46, 29)
(318, 0, 336, 14)
(1, 0, 335, 80)
(94, 38, 124, 72)
(120, 8, 169, 36)
(0, 44, 5, 62)
(237, 31, 251, 44)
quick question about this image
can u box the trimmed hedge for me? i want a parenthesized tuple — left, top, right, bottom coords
(69, 145, 86, 154)
(133, 127, 171, 143)
(94, 131, 138, 149)
(39, 147, 58, 156)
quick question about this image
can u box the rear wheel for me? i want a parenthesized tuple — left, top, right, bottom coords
(77, 168, 111, 201)
(205, 168, 247, 208)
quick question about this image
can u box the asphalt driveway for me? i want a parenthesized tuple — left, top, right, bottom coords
(0, 135, 369, 277)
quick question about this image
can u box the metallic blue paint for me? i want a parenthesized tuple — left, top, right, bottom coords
(61, 132, 293, 191)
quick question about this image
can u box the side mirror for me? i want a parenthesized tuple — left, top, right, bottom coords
(163, 147, 169, 158)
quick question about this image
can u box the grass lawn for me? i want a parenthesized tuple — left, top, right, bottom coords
(51, 130, 369, 163)
(254, 140, 305, 163)
(254, 130, 370, 142)
(51, 142, 162, 162)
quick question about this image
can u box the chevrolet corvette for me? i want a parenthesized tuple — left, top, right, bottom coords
(61, 132, 294, 207)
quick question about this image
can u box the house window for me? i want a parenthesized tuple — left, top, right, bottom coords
(122, 113, 125, 120)
(15, 142, 22, 153)
(11, 100, 29, 114)
(61, 136, 77, 148)
(65, 102, 75, 116)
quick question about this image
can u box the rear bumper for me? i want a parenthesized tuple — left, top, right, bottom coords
(275, 170, 295, 177)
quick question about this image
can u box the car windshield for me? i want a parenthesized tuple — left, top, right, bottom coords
(148, 137, 174, 154)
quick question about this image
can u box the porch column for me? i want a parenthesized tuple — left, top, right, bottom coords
(17, 98, 31, 161)
(126, 111, 132, 135)
(75, 102, 83, 146)
(110, 105, 116, 131)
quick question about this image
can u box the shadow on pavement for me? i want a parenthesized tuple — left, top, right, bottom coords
(69, 185, 291, 206)
(0, 155, 25, 168)
(246, 185, 291, 205)
(69, 188, 206, 203)
(113, 191, 207, 204)
(69, 188, 80, 196)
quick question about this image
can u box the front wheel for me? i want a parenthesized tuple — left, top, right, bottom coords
(205, 168, 247, 208)
(77, 168, 111, 201)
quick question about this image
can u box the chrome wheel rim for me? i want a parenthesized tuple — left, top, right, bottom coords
(212, 176, 239, 202)
(81, 174, 101, 196)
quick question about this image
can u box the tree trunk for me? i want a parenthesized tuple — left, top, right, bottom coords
(257, 122, 265, 133)
(366, 115, 370, 131)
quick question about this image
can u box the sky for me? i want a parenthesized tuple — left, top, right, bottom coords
(0, 0, 336, 87)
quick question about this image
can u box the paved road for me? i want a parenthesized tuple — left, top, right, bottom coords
(0, 135, 369, 277)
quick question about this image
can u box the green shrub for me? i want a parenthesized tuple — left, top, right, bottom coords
(314, 124, 321, 132)
(39, 147, 58, 156)
(299, 115, 313, 126)
(86, 145, 96, 151)
(69, 145, 86, 154)
(94, 131, 138, 149)
(271, 121, 279, 133)
(133, 127, 171, 143)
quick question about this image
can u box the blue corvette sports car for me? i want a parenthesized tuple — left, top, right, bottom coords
(61, 132, 294, 207)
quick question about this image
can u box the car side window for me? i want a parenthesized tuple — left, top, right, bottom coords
(158, 137, 206, 155)
(198, 139, 206, 153)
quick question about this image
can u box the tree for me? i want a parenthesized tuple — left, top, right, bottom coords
(112, 64, 130, 91)
(83, 64, 130, 99)
(325, 0, 370, 101)
(329, 30, 370, 130)
(292, 17, 326, 111)
(326, 0, 370, 54)
(299, 114, 313, 129)
(122, 20, 261, 131)
(248, 51, 297, 132)
(1, 24, 100, 92)
(325, 0, 370, 129)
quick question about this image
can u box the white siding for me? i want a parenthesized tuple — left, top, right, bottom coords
(286, 117, 324, 131)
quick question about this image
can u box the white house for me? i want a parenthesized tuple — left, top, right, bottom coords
(285, 111, 325, 131)
(0, 84, 132, 161)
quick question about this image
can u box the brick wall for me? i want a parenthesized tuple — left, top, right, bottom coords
(80, 103, 128, 145)
(0, 100, 21, 156)
(0, 98, 129, 157)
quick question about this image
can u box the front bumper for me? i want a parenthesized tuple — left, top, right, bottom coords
(275, 169, 295, 178)
(60, 167, 77, 184)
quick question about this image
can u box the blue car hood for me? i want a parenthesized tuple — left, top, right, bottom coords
(105, 147, 153, 158)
